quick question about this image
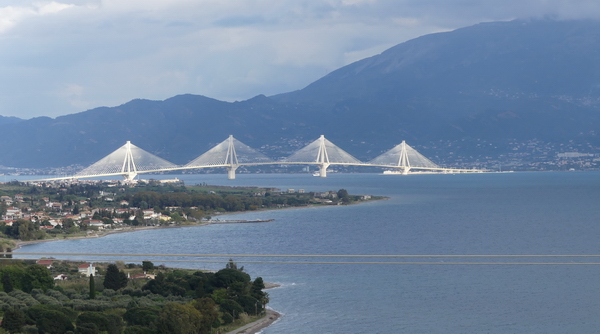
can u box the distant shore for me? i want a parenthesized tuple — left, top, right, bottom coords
(14, 218, 250, 249)
(14, 196, 387, 250)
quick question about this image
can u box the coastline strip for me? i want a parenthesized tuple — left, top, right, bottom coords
(225, 309, 281, 334)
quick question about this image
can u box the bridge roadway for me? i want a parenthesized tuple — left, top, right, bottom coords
(38, 161, 485, 182)
(32, 136, 487, 181)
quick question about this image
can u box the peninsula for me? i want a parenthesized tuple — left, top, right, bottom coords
(0, 179, 382, 250)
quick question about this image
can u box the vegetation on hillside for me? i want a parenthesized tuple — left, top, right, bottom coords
(0, 259, 269, 334)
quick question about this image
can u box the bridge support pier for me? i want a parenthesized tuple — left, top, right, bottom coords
(402, 167, 411, 175)
(319, 163, 330, 178)
(227, 165, 238, 180)
(123, 172, 138, 181)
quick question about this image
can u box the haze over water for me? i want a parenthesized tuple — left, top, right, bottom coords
(16, 172, 600, 333)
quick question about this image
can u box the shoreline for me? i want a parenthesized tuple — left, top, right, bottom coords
(224, 309, 281, 334)
(11, 198, 385, 333)
(224, 282, 282, 334)
(14, 197, 388, 250)
(15, 227, 286, 334)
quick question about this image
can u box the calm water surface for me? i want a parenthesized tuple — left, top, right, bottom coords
(15, 172, 600, 333)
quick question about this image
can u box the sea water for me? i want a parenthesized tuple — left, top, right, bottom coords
(15, 172, 600, 333)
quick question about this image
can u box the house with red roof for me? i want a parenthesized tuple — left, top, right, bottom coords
(78, 263, 97, 277)
(36, 259, 54, 269)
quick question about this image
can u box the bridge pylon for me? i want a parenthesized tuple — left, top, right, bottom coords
(397, 141, 411, 175)
(225, 135, 239, 179)
(285, 135, 362, 177)
(75, 141, 177, 181)
(369, 140, 439, 173)
(184, 135, 272, 179)
(316, 135, 331, 177)
(122, 141, 138, 180)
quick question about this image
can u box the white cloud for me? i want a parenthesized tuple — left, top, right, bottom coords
(1, 0, 600, 118)
(61, 83, 84, 97)
(0, 1, 75, 33)
(0, 6, 34, 33)
(35, 1, 75, 15)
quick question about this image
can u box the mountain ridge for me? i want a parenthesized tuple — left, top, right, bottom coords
(2, 19, 600, 169)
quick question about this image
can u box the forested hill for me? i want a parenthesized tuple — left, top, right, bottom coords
(2, 19, 600, 168)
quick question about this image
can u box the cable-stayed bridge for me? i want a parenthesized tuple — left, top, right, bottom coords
(41, 135, 485, 181)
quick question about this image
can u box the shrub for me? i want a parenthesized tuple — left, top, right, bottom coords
(33, 294, 61, 306)
(123, 307, 160, 327)
(30, 289, 44, 296)
(1, 307, 27, 333)
(221, 312, 233, 325)
(21, 325, 39, 334)
(9, 290, 39, 307)
(0, 293, 27, 309)
(219, 299, 243, 319)
(46, 289, 69, 302)
(102, 289, 118, 297)
(123, 325, 154, 334)
(72, 299, 114, 312)
(76, 312, 109, 333)
(36, 309, 75, 333)
(74, 322, 99, 334)
(122, 288, 144, 297)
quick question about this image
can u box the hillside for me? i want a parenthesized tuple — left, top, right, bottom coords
(271, 19, 600, 148)
(1, 19, 599, 169)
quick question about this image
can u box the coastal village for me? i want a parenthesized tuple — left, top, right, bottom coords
(0, 179, 360, 333)
(0, 179, 370, 234)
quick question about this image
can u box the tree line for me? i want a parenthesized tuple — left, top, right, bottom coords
(0, 260, 270, 334)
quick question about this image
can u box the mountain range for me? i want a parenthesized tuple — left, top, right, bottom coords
(2, 19, 600, 168)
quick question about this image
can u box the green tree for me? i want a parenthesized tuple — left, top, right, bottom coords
(105, 314, 124, 334)
(192, 297, 219, 334)
(4, 219, 37, 240)
(27, 304, 78, 324)
(89, 274, 96, 299)
(170, 212, 184, 222)
(123, 307, 160, 327)
(23, 264, 54, 292)
(227, 281, 248, 299)
(237, 295, 260, 315)
(156, 303, 203, 334)
(103, 264, 127, 290)
(210, 288, 228, 304)
(36, 309, 75, 334)
(251, 277, 269, 311)
(142, 261, 154, 272)
(76, 312, 122, 334)
(2, 271, 13, 293)
(225, 258, 244, 271)
(1, 307, 26, 333)
(251, 277, 265, 295)
(219, 299, 243, 319)
(62, 218, 75, 229)
(0, 265, 27, 292)
(214, 268, 250, 288)
(75, 322, 99, 334)
(123, 325, 154, 334)
(337, 189, 351, 204)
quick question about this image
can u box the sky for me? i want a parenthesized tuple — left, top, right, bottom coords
(2, 0, 600, 119)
